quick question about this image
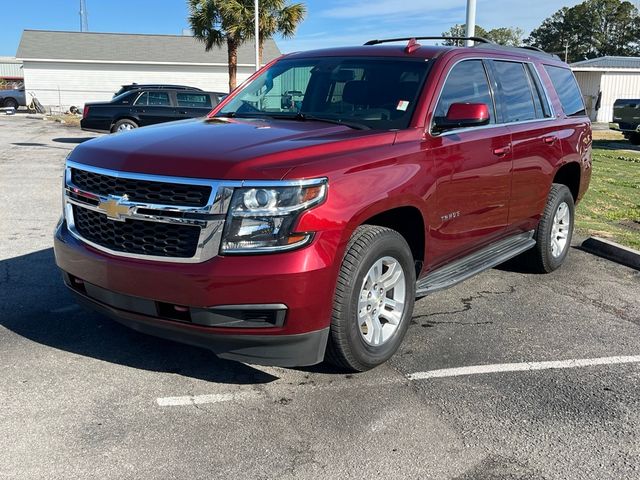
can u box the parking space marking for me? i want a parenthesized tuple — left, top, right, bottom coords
(408, 355, 640, 381)
(156, 391, 259, 407)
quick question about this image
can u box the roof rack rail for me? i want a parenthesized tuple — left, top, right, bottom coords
(518, 45, 546, 53)
(364, 36, 493, 46)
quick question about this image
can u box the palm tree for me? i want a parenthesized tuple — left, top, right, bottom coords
(188, 0, 247, 92)
(188, 0, 306, 92)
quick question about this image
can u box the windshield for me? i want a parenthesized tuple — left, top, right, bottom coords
(217, 56, 430, 130)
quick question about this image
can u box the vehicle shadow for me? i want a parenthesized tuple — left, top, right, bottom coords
(0, 248, 278, 385)
(592, 139, 640, 152)
(52, 137, 96, 144)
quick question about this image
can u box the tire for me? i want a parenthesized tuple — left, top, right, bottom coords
(629, 133, 640, 146)
(524, 184, 575, 273)
(112, 119, 138, 133)
(3, 98, 18, 110)
(326, 225, 416, 372)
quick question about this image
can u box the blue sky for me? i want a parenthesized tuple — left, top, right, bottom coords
(1, 0, 583, 57)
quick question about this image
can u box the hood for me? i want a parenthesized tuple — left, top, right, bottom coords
(69, 117, 396, 180)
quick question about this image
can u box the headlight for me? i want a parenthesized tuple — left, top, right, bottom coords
(221, 179, 327, 253)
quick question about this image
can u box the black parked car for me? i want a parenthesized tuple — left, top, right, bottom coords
(81, 88, 226, 133)
(112, 83, 204, 98)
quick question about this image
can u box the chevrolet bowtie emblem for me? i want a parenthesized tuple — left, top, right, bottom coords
(98, 194, 132, 221)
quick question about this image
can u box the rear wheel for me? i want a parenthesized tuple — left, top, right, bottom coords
(629, 133, 640, 145)
(524, 184, 575, 273)
(3, 98, 18, 110)
(326, 225, 416, 372)
(112, 119, 138, 133)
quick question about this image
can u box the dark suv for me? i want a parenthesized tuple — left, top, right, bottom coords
(81, 87, 226, 133)
(56, 37, 592, 371)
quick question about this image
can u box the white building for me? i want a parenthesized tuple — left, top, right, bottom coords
(16, 30, 280, 110)
(571, 56, 640, 123)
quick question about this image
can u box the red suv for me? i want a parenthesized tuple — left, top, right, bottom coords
(54, 37, 592, 371)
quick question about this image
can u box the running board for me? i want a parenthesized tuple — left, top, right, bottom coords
(415, 231, 535, 296)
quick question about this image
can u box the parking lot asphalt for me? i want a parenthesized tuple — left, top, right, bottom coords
(1, 115, 639, 480)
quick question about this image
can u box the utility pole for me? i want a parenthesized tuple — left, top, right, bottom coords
(465, 0, 476, 46)
(565, 43, 569, 63)
(254, 0, 260, 71)
(80, 0, 88, 32)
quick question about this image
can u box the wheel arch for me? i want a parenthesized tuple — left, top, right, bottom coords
(553, 161, 581, 202)
(342, 199, 426, 276)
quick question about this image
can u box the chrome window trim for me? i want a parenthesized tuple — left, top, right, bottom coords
(429, 56, 557, 138)
(63, 161, 325, 263)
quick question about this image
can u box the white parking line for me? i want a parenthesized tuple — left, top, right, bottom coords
(157, 391, 258, 407)
(408, 355, 640, 381)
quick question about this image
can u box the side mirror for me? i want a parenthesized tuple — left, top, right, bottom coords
(434, 102, 490, 132)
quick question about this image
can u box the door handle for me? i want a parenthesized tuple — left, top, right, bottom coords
(178, 110, 188, 115)
(493, 145, 511, 156)
(543, 135, 558, 145)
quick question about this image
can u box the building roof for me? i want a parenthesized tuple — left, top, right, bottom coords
(0, 56, 23, 78)
(16, 30, 280, 66)
(571, 56, 640, 71)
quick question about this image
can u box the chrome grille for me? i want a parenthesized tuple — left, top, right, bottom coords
(64, 161, 230, 263)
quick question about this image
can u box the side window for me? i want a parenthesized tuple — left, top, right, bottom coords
(493, 61, 537, 123)
(544, 65, 586, 117)
(147, 91, 171, 106)
(134, 92, 148, 106)
(176, 93, 212, 108)
(434, 60, 495, 125)
(525, 64, 553, 119)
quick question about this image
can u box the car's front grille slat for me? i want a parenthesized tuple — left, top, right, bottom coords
(71, 168, 212, 207)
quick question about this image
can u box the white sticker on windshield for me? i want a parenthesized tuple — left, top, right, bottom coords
(396, 100, 409, 111)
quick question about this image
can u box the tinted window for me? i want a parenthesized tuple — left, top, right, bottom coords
(217, 57, 430, 130)
(493, 61, 537, 123)
(525, 64, 552, 119)
(135, 91, 171, 106)
(544, 65, 586, 117)
(434, 60, 495, 124)
(176, 93, 212, 108)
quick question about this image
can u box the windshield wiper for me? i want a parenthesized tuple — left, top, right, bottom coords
(293, 113, 370, 130)
(217, 111, 370, 130)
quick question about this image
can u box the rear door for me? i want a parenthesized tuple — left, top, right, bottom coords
(488, 60, 563, 233)
(429, 58, 513, 265)
(174, 91, 214, 119)
(132, 90, 176, 126)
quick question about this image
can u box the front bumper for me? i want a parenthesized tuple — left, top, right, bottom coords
(54, 221, 341, 366)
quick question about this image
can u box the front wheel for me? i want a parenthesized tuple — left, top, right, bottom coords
(629, 133, 640, 146)
(326, 225, 416, 372)
(524, 183, 575, 273)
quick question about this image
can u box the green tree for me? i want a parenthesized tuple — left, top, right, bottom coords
(441, 24, 523, 46)
(527, 0, 640, 62)
(188, 0, 306, 92)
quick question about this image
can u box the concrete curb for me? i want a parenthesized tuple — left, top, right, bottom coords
(581, 237, 640, 271)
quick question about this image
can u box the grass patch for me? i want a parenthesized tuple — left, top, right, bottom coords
(575, 145, 640, 250)
(45, 114, 81, 128)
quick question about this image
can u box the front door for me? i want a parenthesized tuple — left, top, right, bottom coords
(428, 59, 512, 267)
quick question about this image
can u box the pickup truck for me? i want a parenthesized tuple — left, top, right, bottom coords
(54, 36, 592, 371)
(610, 98, 640, 145)
(0, 87, 26, 110)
